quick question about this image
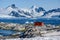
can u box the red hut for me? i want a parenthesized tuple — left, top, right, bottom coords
(34, 22, 44, 26)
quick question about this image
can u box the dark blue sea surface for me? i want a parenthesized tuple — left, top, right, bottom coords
(0, 29, 24, 36)
(0, 18, 60, 25)
(0, 29, 16, 36)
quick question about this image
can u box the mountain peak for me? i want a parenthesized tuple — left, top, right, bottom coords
(31, 5, 37, 9)
(31, 5, 45, 13)
(7, 4, 17, 9)
(35, 7, 45, 12)
(10, 4, 16, 8)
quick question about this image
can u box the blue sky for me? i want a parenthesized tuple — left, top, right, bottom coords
(0, 0, 60, 11)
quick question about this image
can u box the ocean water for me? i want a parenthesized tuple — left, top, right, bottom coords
(0, 29, 16, 36)
(0, 18, 60, 25)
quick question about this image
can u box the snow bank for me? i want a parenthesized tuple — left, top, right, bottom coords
(2, 36, 60, 40)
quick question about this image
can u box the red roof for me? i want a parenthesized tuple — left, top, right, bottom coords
(34, 22, 44, 26)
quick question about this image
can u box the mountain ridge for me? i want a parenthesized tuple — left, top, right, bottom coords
(0, 4, 60, 18)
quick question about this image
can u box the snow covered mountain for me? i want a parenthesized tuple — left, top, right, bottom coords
(43, 8, 60, 18)
(31, 6, 45, 17)
(0, 4, 45, 18)
(0, 4, 60, 19)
